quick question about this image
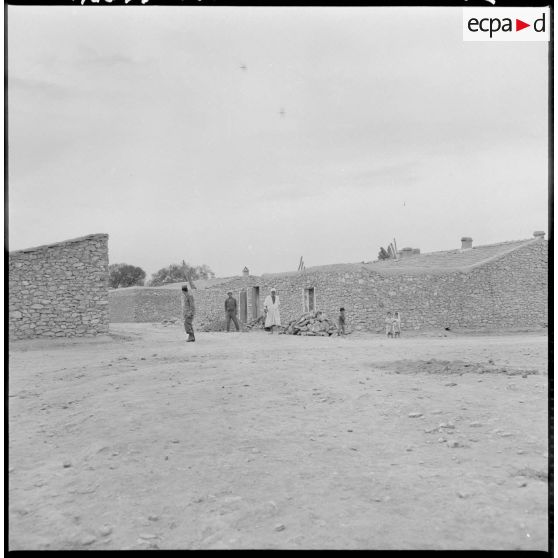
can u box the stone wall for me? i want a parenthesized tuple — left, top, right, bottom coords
(9, 234, 109, 340)
(108, 239, 547, 332)
(109, 287, 182, 323)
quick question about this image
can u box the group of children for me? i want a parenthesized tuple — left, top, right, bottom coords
(336, 307, 402, 338)
(385, 311, 402, 338)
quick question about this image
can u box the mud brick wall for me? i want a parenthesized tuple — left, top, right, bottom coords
(9, 234, 109, 340)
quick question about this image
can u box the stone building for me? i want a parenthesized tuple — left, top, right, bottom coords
(109, 233, 548, 332)
(9, 233, 110, 340)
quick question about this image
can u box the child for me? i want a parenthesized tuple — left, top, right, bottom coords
(338, 307, 346, 336)
(385, 312, 393, 338)
(393, 311, 401, 338)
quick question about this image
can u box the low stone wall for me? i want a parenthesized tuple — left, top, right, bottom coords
(109, 287, 182, 323)
(9, 234, 109, 340)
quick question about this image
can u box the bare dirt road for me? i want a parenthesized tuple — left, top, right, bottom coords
(8, 325, 548, 550)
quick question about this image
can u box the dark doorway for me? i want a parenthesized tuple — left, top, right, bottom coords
(251, 286, 260, 320)
(240, 290, 248, 323)
(304, 287, 315, 313)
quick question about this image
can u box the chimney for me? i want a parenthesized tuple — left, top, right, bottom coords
(461, 237, 473, 250)
(242, 266, 249, 276)
(533, 231, 545, 240)
(399, 247, 414, 258)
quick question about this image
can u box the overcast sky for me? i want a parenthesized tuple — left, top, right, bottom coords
(8, 6, 548, 278)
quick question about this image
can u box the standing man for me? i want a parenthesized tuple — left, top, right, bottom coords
(263, 287, 281, 334)
(181, 284, 196, 342)
(225, 290, 241, 332)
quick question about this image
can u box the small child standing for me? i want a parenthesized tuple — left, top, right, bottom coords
(393, 311, 401, 338)
(385, 312, 393, 338)
(338, 307, 346, 336)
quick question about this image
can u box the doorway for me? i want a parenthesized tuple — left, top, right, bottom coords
(251, 286, 260, 320)
(240, 290, 248, 323)
(304, 287, 315, 313)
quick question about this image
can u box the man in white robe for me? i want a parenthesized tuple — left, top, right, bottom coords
(263, 288, 281, 333)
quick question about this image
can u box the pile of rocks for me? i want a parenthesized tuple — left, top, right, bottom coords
(281, 311, 339, 336)
(245, 315, 266, 330)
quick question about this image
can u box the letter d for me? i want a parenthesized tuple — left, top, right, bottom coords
(534, 13, 545, 32)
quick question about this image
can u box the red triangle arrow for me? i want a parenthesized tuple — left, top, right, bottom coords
(516, 19, 530, 31)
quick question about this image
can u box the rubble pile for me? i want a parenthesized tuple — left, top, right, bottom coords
(281, 311, 339, 336)
(245, 315, 266, 330)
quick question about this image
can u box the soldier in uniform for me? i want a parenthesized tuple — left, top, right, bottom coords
(181, 284, 196, 342)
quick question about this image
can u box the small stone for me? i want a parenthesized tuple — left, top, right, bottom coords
(80, 535, 96, 546)
(517, 450, 525, 455)
(349, 447, 358, 451)
(99, 525, 113, 537)
(274, 524, 286, 532)
(139, 533, 158, 540)
(165, 456, 169, 461)
(347, 429, 353, 432)
(447, 440, 462, 448)
(500, 432, 513, 437)
(438, 437, 447, 443)
(445, 383, 458, 387)
(469, 421, 482, 427)
(171, 439, 180, 444)
(63, 460, 72, 468)
(518, 481, 528, 488)
(148, 515, 159, 521)
(9, 467, 15, 473)
(457, 491, 471, 499)
(405, 447, 413, 452)
(141, 357, 146, 361)
(431, 410, 443, 415)
(408, 412, 423, 418)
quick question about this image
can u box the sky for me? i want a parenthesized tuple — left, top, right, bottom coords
(7, 6, 549, 278)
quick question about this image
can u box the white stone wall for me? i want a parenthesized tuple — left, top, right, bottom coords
(9, 234, 109, 340)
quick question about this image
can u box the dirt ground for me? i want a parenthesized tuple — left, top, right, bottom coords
(8, 324, 549, 550)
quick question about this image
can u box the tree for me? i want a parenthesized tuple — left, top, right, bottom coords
(148, 261, 215, 286)
(109, 263, 146, 288)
